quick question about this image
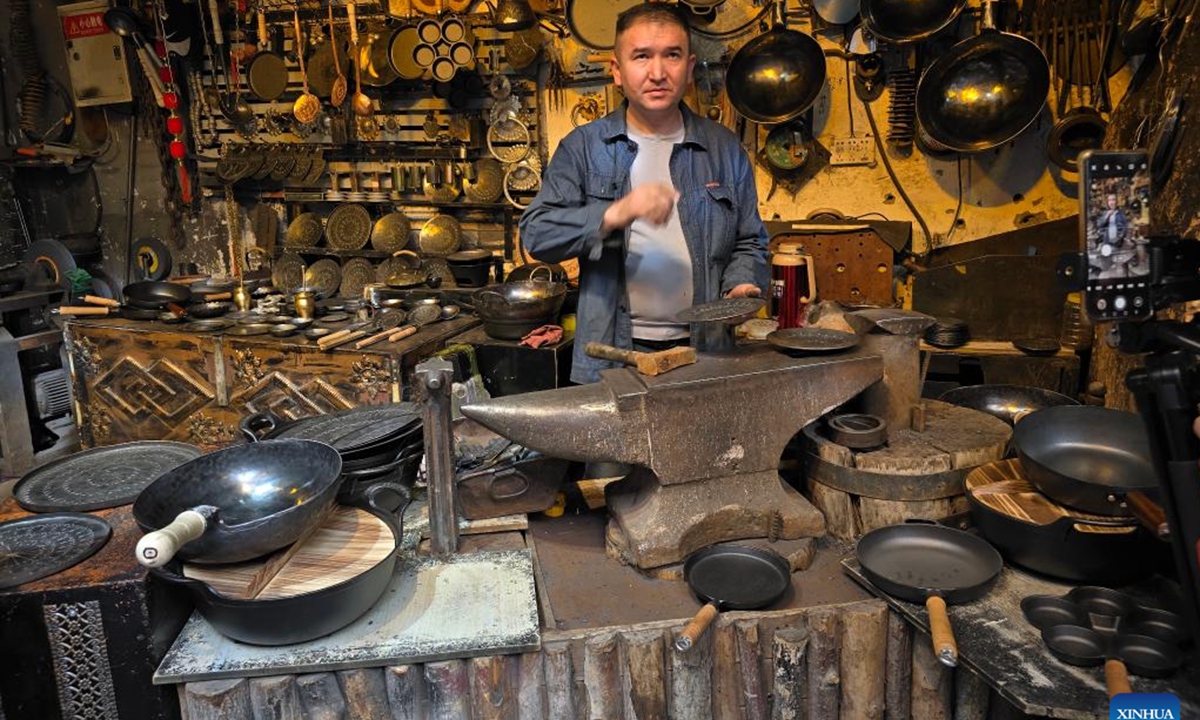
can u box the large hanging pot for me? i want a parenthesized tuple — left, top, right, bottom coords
(915, 0, 1049, 152)
(725, 2, 827, 124)
(860, 0, 967, 43)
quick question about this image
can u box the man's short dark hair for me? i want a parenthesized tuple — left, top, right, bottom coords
(615, 3, 692, 50)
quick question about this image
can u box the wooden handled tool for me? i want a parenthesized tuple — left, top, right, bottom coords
(584, 342, 696, 376)
(83, 295, 121, 307)
(318, 330, 368, 350)
(354, 326, 400, 349)
(58, 306, 112, 316)
(387, 325, 418, 342)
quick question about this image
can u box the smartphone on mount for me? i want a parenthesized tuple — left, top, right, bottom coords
(1080, 150, 1152, 321)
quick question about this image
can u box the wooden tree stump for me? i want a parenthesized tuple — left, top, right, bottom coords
(670, 618, 713, 718)
(338, 668, 390, 720)
(954, 667, 991, 720)
(295, 673, 347, 720)
(584, 632, 622, 720)
(886, 611, 914, 720)
(712, 621, 743, 720)
(543, 641, 578, 720)
(249, 676, 302, 720)
(517, 652, 546, 720)
(911, 635, 952, 720)
(734, 620, 767, 720)
(186, 678, 251, 720)
(385, 665, 426, 720)
(806, 609, 842, 720)
(469, 655, 518, 720)
(622, 629, 667, 720)
(841, 604, 888, 720)
(425, 660, 470, 720)
(770, 626, 809, 720)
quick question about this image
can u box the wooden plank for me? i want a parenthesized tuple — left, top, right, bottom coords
(249, 675, 302, 720)
(516, 652, 546, 720)
(543, 641, 577, 720)
(296, 673, 348, 720)
(954, 666, 990, 720)
(840, 603, 887, 720)
(910, 635, 952, 720)
(621, 629, 667, 720)
(853, 430, 953, 475)
(734, 620, 767, 720)
(805, 608, 842, 720)
(886, 611, 914, 720)
(583, 632, 622, 720)
(185, 678, 251, 720)
(670, 615, 713, 719)
(711, 620, 743, 720)
(469, 655, 518, 720)
(770, 626, 808, 720)
(918, 402, 1010, 470)
(338, 668, 390, 720)
(425, 660, 470, 720)
(384, 665, 426, 720)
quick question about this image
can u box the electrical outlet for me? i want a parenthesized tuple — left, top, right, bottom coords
(831, 137, 876, 167)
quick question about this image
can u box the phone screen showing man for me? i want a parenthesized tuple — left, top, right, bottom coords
(1082, 152, 1151, 319)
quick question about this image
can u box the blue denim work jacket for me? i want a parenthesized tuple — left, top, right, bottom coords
(519, 103, 769, 383)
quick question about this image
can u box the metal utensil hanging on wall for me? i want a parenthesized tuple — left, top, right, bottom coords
(860, 0, 967, 43)
(725, 2, 827, 124)
(247, 13, 288, 101)
(327, 0, 348, 106)
(292, 9, 321, 124)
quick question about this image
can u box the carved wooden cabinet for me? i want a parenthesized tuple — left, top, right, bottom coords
(63, 316, 478, 448)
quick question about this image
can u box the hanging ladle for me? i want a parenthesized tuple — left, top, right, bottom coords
(327, 0, 348, 107)
(292, 8, 321, 124)
(204, 0, 255, 130)
(103, 7, 168, 104)
(347, 0, 373, 117)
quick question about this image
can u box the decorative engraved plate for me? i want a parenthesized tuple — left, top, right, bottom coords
(43, 600, 118, 719)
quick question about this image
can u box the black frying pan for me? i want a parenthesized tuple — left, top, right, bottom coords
(938, 384, 1079, 426)
(673, 544, 791, 652)
(1013, 406, 1159, 516)
(132, 439, 343, 566)
(857, 522, 1003, 667)
(123, 280, 192, 307)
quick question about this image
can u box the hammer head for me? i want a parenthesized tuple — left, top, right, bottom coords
(636, 346, 697, 375)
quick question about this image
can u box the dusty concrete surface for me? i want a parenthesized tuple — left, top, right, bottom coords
(528, 505, 869, 631)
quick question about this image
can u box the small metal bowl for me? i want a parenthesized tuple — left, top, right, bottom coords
(287, 317, 315, 329)
(305, 327, 333, 340)
(270, 323, 299, 337)
(262, 314, 292, 325)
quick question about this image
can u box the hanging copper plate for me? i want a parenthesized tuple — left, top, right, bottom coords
(272, 252, 307, 292)
(326, 203, 372, 250)
(566, 0, 642, 50)
(339, 257, 376, 299)
(360, 24, 400, 87)
(285, 213, 324, 248)
(372, 212, 413, 252)
(304, 258, 343, 298)
(463, 158, 504, 203)
(411, 0, 472, 15)
(504, 27, 545, 71)
(418, 215, 462, 257)
(306, 39, 352, 99)
(388, 26, 425, 80)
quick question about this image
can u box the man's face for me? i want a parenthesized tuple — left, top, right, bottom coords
(1107, 195, 1118, 209)
(612, 20, 695, 119)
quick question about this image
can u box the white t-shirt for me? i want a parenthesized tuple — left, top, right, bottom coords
(625, 125, 691, 341)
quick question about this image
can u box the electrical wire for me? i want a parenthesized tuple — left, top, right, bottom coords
(860, 96, 933, 256)
(692, 1, 773, 39)
(943, 156, 965, 245)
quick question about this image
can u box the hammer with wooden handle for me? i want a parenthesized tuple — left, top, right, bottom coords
(584, 342, 697, 376)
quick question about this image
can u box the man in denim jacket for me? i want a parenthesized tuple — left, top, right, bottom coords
(519, 3, 769, 383)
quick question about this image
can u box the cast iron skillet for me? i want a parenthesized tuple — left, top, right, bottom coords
(149, 483, 409, 645)
(857, 521, 1002, 667)
(132, 439, 343, 566)
(123, 280, 192, 308)
(1013, 406, 1159, 516)
(938, 384, 1080, 426)
(673, 544, 791, 652)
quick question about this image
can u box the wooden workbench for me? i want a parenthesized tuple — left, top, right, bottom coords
(62, 315, 478, 449)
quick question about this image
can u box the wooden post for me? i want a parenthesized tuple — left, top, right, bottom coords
(426, 660, 471, 720)
(385, 665, 426, 720)
(622, 628, 667, 720)
(670, 616, 713, 718)
(712, 621, 742, 720)
(517, 652, 546, 720)
(734, 620, 768, 720)
(295, 673, 348, 720)
(911, 633, 953, 720)
(584, 632, 623, 720)
(338, 668, 390, 720)
(249, 675, 301, 720)
(543, 641, 578, 720)
(806, 608, 842, 720)
(770, 625, 809, 720)
(808, 481, 859, 540)
(841, 604, 888, 720)
(186, 678, 252, 720)
(469, 655, 518, 720)
(954, 667, 990, 720)
(886, 611, 914, 720)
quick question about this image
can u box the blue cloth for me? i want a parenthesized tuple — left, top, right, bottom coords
(519, 103, 769, 383)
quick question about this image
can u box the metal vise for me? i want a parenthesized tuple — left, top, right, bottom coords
(462, 345, 882, 568)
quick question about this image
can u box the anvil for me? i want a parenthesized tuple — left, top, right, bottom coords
(462, 344, 883, 568)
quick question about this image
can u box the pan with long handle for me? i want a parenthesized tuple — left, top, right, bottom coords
(856, 522, 1003, 667)
(674, 544, 791, 652)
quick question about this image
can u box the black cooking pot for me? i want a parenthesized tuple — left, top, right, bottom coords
(915, 0, 1049, 152)
(123, 280, 192, 308)
(725, 3, 827, 124)
(148, 483, 409, 645)
(240, 405, 422, 458)
(861, 0, 966, 43)
(133, 439, 343, 566)
(965, 460, 1165, 585)
(938, 384, 1079, 426)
